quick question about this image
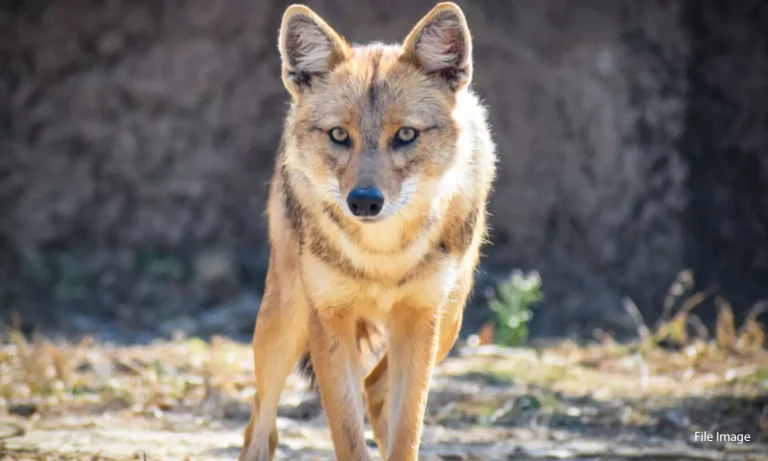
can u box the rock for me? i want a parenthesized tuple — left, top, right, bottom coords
(197, 293, 261, 335)
(194, 248, 240, 304)
(159, 315, 198, 338)
(9, 402, 38, 417)
(660, 408, 691, 430)
(196, 292, 261, 337)
(157, 292, 260, 339)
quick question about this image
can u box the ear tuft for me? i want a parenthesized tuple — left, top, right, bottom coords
(403, 2, 472, 91)
(278, 5, 349, 95)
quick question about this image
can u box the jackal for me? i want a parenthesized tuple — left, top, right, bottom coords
(239, 3, 497, 460)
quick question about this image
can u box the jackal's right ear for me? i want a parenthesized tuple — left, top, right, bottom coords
(278, 5, 350, 97)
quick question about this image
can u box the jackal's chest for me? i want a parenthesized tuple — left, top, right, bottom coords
(301, 252, 459, 317)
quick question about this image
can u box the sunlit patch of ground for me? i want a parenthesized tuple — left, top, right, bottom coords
(0, 328, 766, 460)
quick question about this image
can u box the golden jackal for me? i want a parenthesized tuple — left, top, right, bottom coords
(240, 3, 496, 460)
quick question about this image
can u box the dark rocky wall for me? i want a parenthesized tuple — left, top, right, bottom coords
(0, 0, 765, 337)
(680, 0, 768, 320)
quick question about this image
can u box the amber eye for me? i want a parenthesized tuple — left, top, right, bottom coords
(329, 127, 350, 146)
(394, 127, 418, 148)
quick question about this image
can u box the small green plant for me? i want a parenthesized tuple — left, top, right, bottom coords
(489, 270, 543, 347)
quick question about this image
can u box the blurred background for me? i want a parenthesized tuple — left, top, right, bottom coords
(2, 2, 767, 460)
(1, 0, 767, 342)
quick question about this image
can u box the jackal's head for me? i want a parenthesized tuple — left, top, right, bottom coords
(278, 2, 473, 222)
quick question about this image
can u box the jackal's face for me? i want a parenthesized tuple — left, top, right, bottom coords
(278, 3, 473, 222)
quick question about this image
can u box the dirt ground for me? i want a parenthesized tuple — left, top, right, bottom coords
(1, 332, 767, 461)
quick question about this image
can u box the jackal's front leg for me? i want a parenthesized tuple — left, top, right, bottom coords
(239, 271, 309, 461)
(365, 298, 465, 456)
(385, 305, 440, 461)
(308, 309, 370, 461)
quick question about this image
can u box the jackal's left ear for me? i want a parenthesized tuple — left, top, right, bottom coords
(278, 5, 351, 97)
(403, 2, 472, 92)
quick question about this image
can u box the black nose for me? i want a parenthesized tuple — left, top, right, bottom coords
(346, 187, 384, 217)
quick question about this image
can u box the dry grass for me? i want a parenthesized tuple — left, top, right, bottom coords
(0, 283, 766, 460)
(0, 332, 260, 423)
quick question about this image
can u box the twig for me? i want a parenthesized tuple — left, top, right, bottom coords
(677, 287, 717, 319)
(622, 297, 650, 341)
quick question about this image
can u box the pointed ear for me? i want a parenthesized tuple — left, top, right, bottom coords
(278, 5, 351, 97)
(402, 2, 472, 91)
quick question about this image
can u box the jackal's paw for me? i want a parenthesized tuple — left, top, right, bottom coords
(238, 445, 271, 461)
(239, 430, 278, 461)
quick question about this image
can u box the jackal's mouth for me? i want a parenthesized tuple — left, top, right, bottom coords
(356, 215, 386, 223)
